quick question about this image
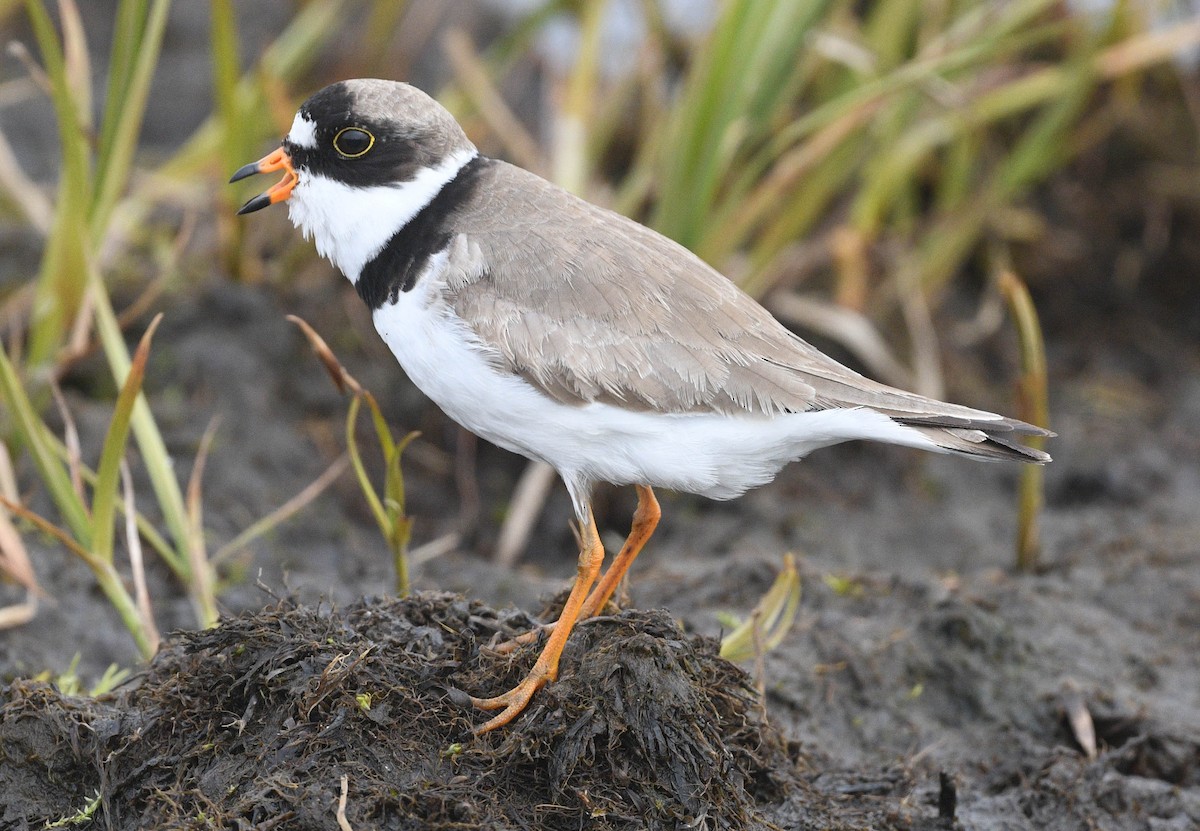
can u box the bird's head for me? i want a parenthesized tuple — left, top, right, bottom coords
(231, 79, 477, 281)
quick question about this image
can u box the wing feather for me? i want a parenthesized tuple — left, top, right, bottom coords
(444, 162, 1049, 446)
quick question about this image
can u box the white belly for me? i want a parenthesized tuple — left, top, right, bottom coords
(372, 266, 937, 518)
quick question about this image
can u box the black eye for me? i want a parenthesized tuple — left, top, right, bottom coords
(333, 127, 374, 158)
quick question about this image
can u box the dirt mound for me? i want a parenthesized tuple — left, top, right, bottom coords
(1, 592, 903, 831)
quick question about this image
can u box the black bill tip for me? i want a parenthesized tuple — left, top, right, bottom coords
(237, 193, 273, 215)
(229, 161, 262, 184)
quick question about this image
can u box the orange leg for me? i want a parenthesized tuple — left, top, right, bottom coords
(578, 484, 660, 620)
(491, 485, 661, 656)
(470, 509, 605, 733)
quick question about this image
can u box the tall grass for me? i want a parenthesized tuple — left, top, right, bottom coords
(0, 316, 165, 656)
(0, 0, 357, 655)
(447, 0, 1197, 567)
(23, 0, 170, 368)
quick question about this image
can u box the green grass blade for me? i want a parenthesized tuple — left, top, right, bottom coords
(90, 0, 171, 243)
(346, 394, 390, 537)
(653, 0, 834, 247)
(89, 274, 190, 578)
(155, 0, 346, 185)
(96, 0, 149, 166)
(41, 404, 179, 567)
(211, 0, 243, 181)
(23, 0, 93, 367)
(382, 431, 418, 544)
(720, 553, 801, 662)
(364, 393, 396, 460)
(863, 0, 920, 70)
(90, 314, 162, 566)
(0, 348, 91, 544)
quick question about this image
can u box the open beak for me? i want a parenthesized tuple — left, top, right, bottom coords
(229, 146, 297, 214)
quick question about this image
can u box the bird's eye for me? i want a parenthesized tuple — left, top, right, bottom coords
(333, 127, 374, 158)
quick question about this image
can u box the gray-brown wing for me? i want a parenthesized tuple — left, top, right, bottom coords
(445, 161, 1042, 437)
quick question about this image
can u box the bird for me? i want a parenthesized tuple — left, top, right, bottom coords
(231, 78, 1052, 734)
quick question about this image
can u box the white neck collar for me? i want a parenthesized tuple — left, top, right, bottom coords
(286, 148, 478, 282)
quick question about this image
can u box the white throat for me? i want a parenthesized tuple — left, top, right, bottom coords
(286, 147, 477, 282)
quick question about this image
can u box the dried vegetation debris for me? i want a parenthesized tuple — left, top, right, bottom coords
(3, 588, 1197, 829)
(0, 593, 810, 831)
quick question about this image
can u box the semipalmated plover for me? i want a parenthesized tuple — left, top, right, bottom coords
(232, 79, 1052, 733)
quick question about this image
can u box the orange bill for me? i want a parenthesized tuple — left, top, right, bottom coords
(229, 146, 297, 214)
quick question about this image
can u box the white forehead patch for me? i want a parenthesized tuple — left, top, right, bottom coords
(287, 112, 318, 149)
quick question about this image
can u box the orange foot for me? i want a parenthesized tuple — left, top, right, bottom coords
(470, 487, 662, 734)
(470, 510, 604, 734)
(469, 664, 552, 733)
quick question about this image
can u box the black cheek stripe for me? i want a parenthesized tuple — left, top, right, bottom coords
(355, 155, 490, 310)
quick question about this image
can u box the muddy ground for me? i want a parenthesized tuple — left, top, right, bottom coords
(2, 3, 1200, 830)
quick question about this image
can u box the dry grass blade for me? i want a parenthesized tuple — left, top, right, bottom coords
(897, 264, 944, 399)
(0, 440, 42, 604)
(408, 531, 461, 567)
(998, 266, 1049, 572)
(1096, 15, 1200, 78)
(0, 493, 97, 567)
(48, 381, 85, 502)
(494, 460, 557, 568)
(287, 314, 361, 395)
(5, 41, 52, 97)
(0, 440, 19, 506)
(185, 417, 220, 628)
(1062, 681, 1097, 760)
(56, 0, 91, 130)
(211, 453, 351, 565)
(443, 27, 546, 175)
(0, 592, 37, 629)
(767, 290, 914, 388)
(62, 281, 96, 368)
(0, 508, 38, 594)
(121, 458, 159, 650)
(0, 125, 53, 232)
(337, 774, 354, 831)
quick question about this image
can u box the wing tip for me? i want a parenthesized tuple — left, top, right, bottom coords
(913, 424, 1053, 464)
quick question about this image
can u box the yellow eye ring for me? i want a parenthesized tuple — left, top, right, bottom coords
(333, 127, 375, 158)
